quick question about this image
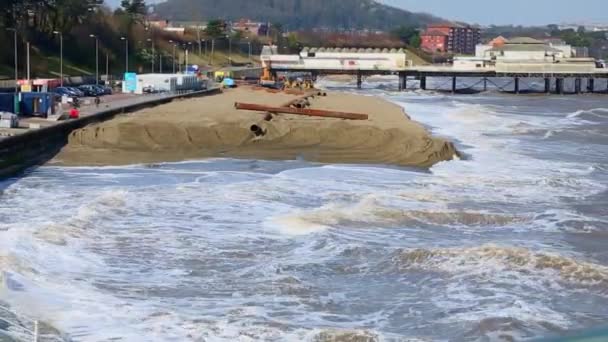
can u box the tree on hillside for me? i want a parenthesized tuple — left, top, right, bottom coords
(121, 0, 147, 19)
(205, 20, 225, 38)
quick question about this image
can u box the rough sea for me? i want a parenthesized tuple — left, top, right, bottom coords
(1, 77, 608, 341)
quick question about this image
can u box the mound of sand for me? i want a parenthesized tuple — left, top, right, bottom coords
(52, 88, 457, 167)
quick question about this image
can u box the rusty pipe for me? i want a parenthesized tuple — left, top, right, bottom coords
(235, 102, 368, 120)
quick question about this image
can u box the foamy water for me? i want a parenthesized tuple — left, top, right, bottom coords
(1, 78, 608, 341)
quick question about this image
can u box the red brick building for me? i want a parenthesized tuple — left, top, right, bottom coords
(421, 23, 481, 55)
(421, 29, 449, 53)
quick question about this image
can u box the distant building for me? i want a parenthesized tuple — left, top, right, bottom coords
(232, 19, 265, 36)
(149, 20, 169, 29)
(420, 29, 448, 53)
(476, 37, 572, 61)
(420, 23, 481, 55)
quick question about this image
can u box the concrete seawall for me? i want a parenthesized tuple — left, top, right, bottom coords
(0, 88, 221, 178)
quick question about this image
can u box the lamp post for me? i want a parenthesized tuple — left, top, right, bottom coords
(147, 38, 155, 73)
(53, 31, 63, 86)
(6, 28, 17, 92)
(210, 39, 215, 66)
(169, 40, 176, 74)
(244, 36, 252, 62)
(120, 37, 129, 74)
(90, 34, 99, 86)
(227, 35, 232, 66)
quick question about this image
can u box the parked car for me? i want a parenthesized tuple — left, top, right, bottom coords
(78, 84, 104, 97)
(95, 85, 112, 95)
(53, 87, 78, 97)
(67, 87, 85, 97)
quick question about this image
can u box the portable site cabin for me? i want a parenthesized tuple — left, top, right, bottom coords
(131, 74, 206, 94)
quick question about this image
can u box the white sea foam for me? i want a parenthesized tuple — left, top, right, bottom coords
(1, 84, 606, 341)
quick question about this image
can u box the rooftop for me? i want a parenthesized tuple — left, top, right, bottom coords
(301, 47, 406, 54)
(422, 30, 449, 37)
(506, 37, 545, 45)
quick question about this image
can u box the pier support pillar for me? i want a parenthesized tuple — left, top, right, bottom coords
(544, 78, 551, 93)
(451, 76, 457, 94)
(483, 78, 487, 92)
(398, 73, 403, 91)
(556, 78, 564, 95)
(514, 77, 520, 94)
(420, 76, 427, 90)
(575, 78, 582, 94)
(587, 78, 595, 93)
(398, 73, 407, 91)
(356, 72, 362, 89)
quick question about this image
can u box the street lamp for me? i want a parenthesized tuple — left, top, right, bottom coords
(226, 35, 232, 66)
(6, 28, 17, 93)
(120, 36, 129, 74)
(169, 40, 177, 74)
(244, 36, 252, 62)
(53, 31, 63, 86)
(147, 38, 155, 73)
(90, 34, 99, 86)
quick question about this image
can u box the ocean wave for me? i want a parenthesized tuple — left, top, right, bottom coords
(395, 244, 608, 288)
(34, 189, 128, 245)
(270, 196, 528, 235)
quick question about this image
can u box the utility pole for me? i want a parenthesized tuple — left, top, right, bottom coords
(159, 54, 163, 73)
(90, 34, 99, 86)
(53, 31, 63, 86)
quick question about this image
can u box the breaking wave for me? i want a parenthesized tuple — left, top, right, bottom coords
(395, 244, 608, 288)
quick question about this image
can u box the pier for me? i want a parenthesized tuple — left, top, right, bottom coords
(261, 47, 608, 94)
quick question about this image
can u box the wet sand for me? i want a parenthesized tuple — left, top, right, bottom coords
(51, 87, 458, 167)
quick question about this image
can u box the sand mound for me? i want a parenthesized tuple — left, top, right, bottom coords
(53, 88, 457, 167)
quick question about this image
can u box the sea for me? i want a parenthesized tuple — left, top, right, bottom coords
(1, 77, 608, 341)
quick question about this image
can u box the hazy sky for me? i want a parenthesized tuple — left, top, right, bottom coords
(384, 0, 608, 26)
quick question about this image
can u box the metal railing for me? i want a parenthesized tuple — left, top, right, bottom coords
(0, 304, 38, 342)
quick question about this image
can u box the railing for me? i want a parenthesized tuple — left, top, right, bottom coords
(0, 303, 39, 342)
(0, 304, 65, 342)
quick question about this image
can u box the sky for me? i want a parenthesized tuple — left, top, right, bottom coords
(383, 0, 608, 26)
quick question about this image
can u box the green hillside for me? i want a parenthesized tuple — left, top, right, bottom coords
(154, 0, 441, 30)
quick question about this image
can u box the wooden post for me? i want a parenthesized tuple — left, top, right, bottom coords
(575, 78, 582, 94)
(587, 78, 595, 93)
(514, 77, 520, 94)
(452, 76, 456, 94)
(402, 74, 407, 90)
(544, 78, 551, 94)
(398, 73, 403, 91)
(356, 72, 362, 89)
(483, 77, 487, 91)
(420, 76, 426, 90)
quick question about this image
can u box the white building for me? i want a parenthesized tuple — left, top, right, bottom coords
(261, 46, 409, 71)
(476, 37, 572, 62)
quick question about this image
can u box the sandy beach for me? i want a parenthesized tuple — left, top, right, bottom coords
(51, 87, 458, 167)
